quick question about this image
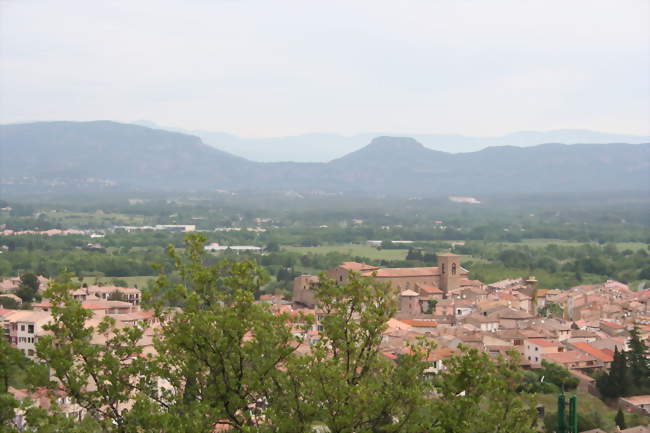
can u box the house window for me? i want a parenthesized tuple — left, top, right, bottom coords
(452, 263, 457, 275)
(20, 325, 25, 332)
(28, 325, 34, 334)
(442, 264, 446, 274)
(28, 349, 34, 357)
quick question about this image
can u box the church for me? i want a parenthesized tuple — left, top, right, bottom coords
(292, 253, 482, 310)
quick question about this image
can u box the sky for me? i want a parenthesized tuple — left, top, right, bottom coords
(1, 0, 648, 138)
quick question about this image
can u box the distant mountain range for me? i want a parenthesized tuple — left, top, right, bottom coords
(1, 121, 648, 196)
(134, 120, 650, 162)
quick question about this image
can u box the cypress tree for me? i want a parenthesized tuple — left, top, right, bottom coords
(615, 407, 626, 430)
(627, 326, 650, 392)
(598, 346, 628, 398)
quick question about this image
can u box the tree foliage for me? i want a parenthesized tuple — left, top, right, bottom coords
(597, 328, 650, 399)
(3, 234, 538, 432)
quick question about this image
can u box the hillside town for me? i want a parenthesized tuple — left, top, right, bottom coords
(2, 252, 649, 431)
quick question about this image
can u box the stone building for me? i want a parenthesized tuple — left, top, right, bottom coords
(292, 253, 472, 309)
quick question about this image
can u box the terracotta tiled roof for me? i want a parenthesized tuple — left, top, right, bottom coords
(600, 348, 614, 357)
(417, 284, 442, 294)
(426, 347, 458, 361)
(339, 262, 378, 272)
(571, 342, 613, 362)
(3, 310, 52, 323)
(397, 319, 438, 328)
(88, 285, 141, 294)
(620, 395, 650, 405)
(498, 309, 533, 320)
(400, 289, 419, 297)
(371, 267, 440, 277)
(543, 350, 595, 364)
(526, 338, 561, 348)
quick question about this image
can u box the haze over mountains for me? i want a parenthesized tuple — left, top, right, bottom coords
(1, 121, 649, 197)
(133, 120, 650, 163)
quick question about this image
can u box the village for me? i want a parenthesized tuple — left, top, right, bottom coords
(1, 251, 649, 431)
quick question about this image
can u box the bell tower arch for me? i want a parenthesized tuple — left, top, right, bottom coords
(438, 253, 461, 294)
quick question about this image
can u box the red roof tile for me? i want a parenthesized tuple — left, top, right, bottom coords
(571, 342, 613, 362)
(339, 262, 378, 272)
(417, 284, 443, 294)
(397, 319, 438, 328)
(527, 338, 561, 348)
(371, 267, 440, 278)
(543, 350, 595, 364)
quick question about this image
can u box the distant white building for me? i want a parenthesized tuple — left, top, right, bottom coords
(154, 225, 196, 232)
(449, 196, 481, 204)
(204, 242, 262, 253)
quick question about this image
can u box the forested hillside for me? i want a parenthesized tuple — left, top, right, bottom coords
(1, 121, 648, 195)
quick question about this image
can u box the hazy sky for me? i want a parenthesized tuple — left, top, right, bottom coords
(1, 0, 648, 137)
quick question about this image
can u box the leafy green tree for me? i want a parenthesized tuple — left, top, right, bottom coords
(265, 241, 280, 252)
(639, 265, 650, 280)
(428, 348, 537, 433)
(0, 392, 19, 432)
(24, 234, 538, 433)
(107, 290, 127, 301)
(35, 275, 153, 433)
(538, 302, 563, 318)
(0, 338, 27, 394)
(267, 271, 434, 433)
(406, 248, 423, 261)
(276, 266, 292, 281)
(0, 337, 50, 432)
(535, 361, 579, 391)
(145, 236, 303, 432)
(0, 297, 20, 309)
(15, 273, 39, 303)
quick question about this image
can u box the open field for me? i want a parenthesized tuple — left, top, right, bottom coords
(504, 239, 649, 250)
(283, 244, 409, 261)
(43, 211, 149, 227)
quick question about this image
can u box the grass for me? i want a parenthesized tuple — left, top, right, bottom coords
(501, 239, 649, 250)
(283, 244, 408, 261)
(75, 275, 154, 288)
(533, 390, 649, 431)
(44, 211, 149, 227)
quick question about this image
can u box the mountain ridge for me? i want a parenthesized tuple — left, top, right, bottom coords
(132, 120, 650, 162)
(1, 121, 648, 196)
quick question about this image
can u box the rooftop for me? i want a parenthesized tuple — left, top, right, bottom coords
(526, 338, 561, 348)
(339, 262, 379, 272)
(371, 267, 440, 278)
(543, 350, 595, 364)
(571, 342, 613, 362)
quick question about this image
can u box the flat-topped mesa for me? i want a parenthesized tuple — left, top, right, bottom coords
(364, 136, 425, 152)
(293, 253, 471, 308)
